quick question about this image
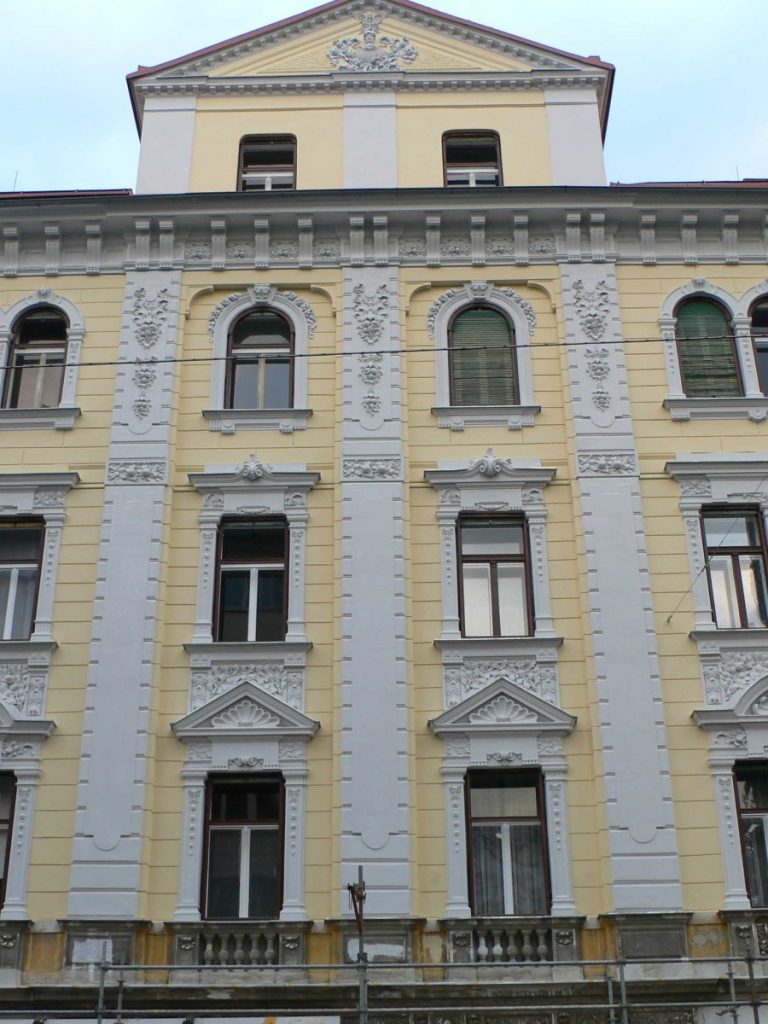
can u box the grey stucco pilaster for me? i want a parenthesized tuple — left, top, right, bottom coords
(67, 270, 183, 918)
(560, 263, 683, 911)
(339, 268, 411, 916)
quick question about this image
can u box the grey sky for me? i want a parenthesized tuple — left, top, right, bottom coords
(1, 0, 762, 193)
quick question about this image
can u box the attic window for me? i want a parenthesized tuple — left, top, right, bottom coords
(443, 132, 502, 188)
(238, 136, 296, 192)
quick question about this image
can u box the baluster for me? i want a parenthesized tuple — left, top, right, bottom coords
(203, 933, 216, 965)
(521, 929, 534, 962)
(509, 929, 521, 962)
(264, 931, 277, 965)
(537, 930, 550, 961)
(491, 929, 503, 962)
(233, 932, 244, 965)
(476, 931, 488, 962)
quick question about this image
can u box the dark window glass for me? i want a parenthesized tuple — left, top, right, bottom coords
(459, 518, 531, 637)
(4, 308, 67, 410)
(0, 521, 44, 640)
(703, 509, 768, 628)
(449, 307, 518, 406)
(227, 310, 293, 410)
(444, 132, 502, 187)
(0, 775, 15, 909)
(467, 770, 548, 916)
(752, 300, 768, 396)
(216, 521, 287, 642)
(675, 299, 741, 397)
(238, 136, 296, 192)
(205, 777, 283, 919)
(735, 764, 768, 907)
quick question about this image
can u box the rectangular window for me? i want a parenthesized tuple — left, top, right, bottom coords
(216, 520, 287, 642)
(0, 521, 44, 640)
(467, 770, 548, 916)
(735, 764, 768, 907)
(203, 776, 283, 919)
(459, 517, 532, 637)
(238, 136, 296, 192)
(703, 509, 768, 628)
(752, 301, 768, 395)
(443, 132, 502, 187)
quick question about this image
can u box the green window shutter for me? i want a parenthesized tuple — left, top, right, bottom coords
(449, 307, 518, 405)
(676, 300, 741, 397)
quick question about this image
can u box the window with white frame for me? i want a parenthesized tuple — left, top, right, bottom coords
(458, 515, 534, 637)
(0, 520, 45, 640)
(428, 284, 539, 432)
(204, 286, 314, 434)
(204, 774, 284, 919)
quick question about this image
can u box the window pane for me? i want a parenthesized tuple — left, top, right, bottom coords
(248, 829, 281, 917)
(709, 555, 740, 627)
(18, 311, 67, 344)
(509, 823, 547, 915)
(471, 824, 505, 915)
(38, 359, 64, 408)
(739, 555, 768, 628)
(222, 524, 285, 562)
(497, 563, 528, 636)
(738, 773, 768, 811)
(219, 570, 250, 642)
(470, 780, 538, 818)
(704, 515, 757, 548)
(262, 358, 291, 408)
(676, 300, 740, 397)
(462, 563, 493, 636)
(211, 780, 281, 823)
(232, 311, 291, 348)
(461, 522, 523, 557)
(10, 568, 37, 639)
(742, 815, 768, 908)
(0, 526, 43, 563)
(0, 777, 14, 823)
(207, 830, 242, 917)
(231, 359, 261, 409)
(756, 343, 768, 397)
(255, 569, 285, 641)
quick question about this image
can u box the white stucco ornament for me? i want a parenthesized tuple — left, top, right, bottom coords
(327, 11, 417, 71)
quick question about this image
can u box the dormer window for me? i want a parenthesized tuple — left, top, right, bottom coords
(238, 136, 296, 192)
(443, 132, 502, 187)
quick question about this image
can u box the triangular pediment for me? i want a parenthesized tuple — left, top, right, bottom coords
(130, 0, 609, 88)
(172, 680, 319, 739)
(430, 677, 576, 736)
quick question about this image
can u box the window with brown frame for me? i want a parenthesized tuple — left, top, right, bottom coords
(238, 135, 296, 192)
(734, 763, 768, 907)
(466, 769, 549, 916)
(215, 519, 288, 643)
(443, 132, 502, 187)
(0, 520, 44, 640)
(458, 516, 533, 637)
(675, 298, 742, 397)
(4, 308, 67, 410)
(751, 298, 768, 395)
(226, 309, 293, 410)
(448, 306, 518, 406)
(202, 775, 284, 919)
(702, 508, 768, 629)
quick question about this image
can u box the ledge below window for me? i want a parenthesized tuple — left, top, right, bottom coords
(0, 407, 80, 431)
(431, 405, 540, 431)
(663, 397, 768, 422)
(203, 408, 312, 435)
(435, 635, 563, 656)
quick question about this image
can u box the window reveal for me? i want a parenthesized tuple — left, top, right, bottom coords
(459, 517, 532, 637)
(216, 520, 288, 642)
(467, 770, 548, 916)
(204, 776, 283, 919)
(702, 510, 768, 629)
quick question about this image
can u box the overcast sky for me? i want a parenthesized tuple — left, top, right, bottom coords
(1, 0, 763, 193)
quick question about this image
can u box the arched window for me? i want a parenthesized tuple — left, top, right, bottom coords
(751, 298, 768, 396)
(226, 309, 293, 410)
(448, 306, 518, 406)
(4, 307, 67, 409)
(675, 298, 741, 398)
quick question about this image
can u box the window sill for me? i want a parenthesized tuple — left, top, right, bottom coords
(435, 636, 563, 655)
(663, 397, 768, 422)
(203, 408, 312, 435)
(431, 405, 540, 431)
(0, 407, 80, 431)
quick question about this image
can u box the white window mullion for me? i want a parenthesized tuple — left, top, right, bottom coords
(247, 569, 259, 641)
(500, 822, 515, 914)
(3, 568, 19, 640)
(239, 828, 250, 918)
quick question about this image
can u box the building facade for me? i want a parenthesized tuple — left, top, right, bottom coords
(1, 0, 768, 1019)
